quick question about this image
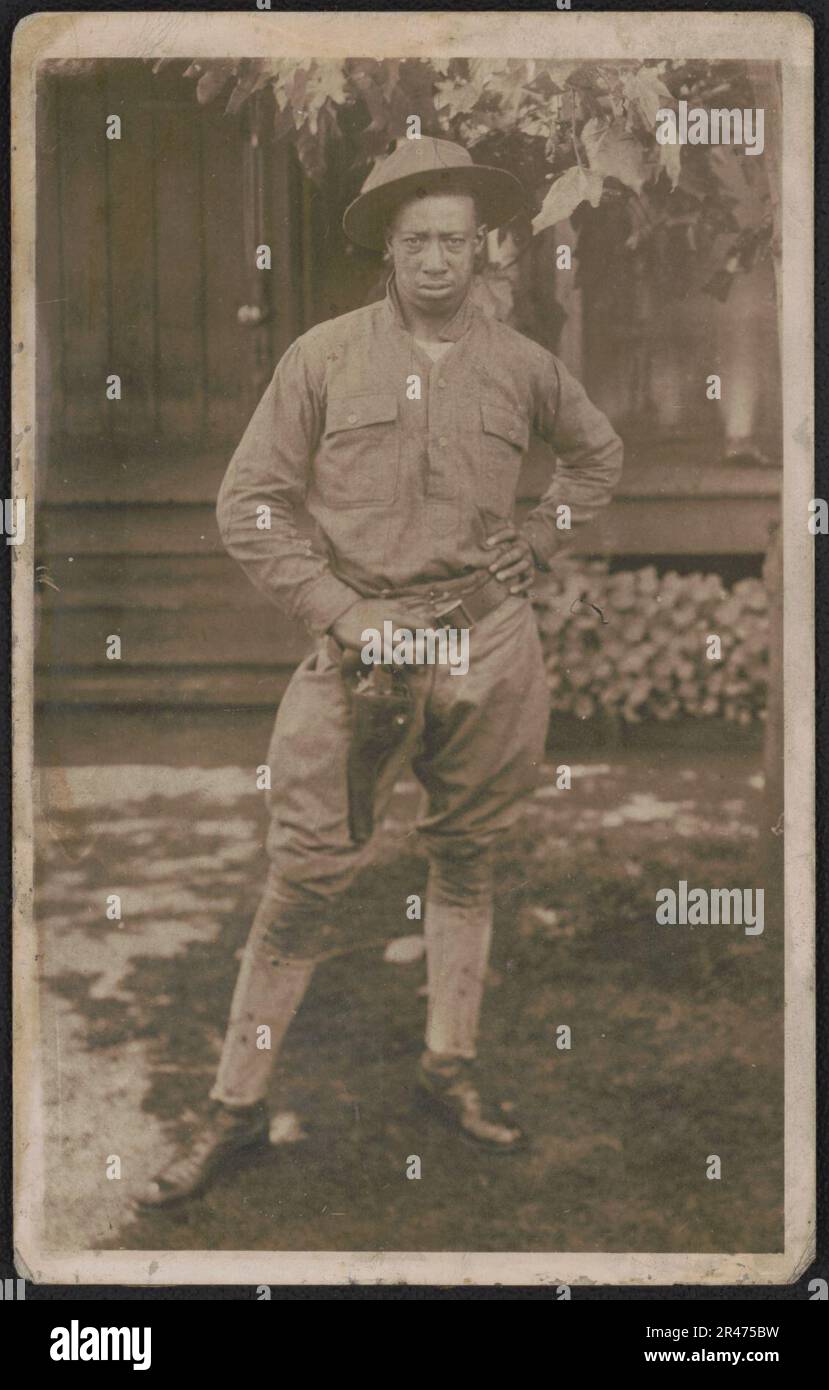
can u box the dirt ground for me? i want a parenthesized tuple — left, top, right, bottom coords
(32, 745, 783, 1256)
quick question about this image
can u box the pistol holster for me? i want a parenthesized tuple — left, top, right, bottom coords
(339, 652, 414, 845)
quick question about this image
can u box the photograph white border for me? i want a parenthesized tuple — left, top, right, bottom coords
(11, 9, 815, 1286)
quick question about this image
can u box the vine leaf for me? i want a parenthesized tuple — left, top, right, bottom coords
(532, 165, 604, 234)
(622, 65, 675, 132)
(193, 61, 238, 106)
(581, 117, 649, 195)
(659, 140, 682, 189)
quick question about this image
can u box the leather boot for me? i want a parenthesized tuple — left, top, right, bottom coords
(416, 1052, 527, 1153)
(137, 1101, 269, 1210)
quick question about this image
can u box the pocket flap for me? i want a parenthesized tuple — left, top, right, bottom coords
(480, 402, 529, 451)
(325, 394, 398, 435)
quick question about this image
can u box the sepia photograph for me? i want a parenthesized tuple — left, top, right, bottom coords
(11, 10, 814, 1288)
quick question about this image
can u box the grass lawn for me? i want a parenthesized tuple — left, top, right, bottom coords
(35, 747, 783, 1256)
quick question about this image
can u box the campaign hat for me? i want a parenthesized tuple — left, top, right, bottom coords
(342, 136, 526, 251)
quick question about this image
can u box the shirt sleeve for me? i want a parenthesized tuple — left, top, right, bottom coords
(216, 336, 360, 635)
(521, 352, 624, 570)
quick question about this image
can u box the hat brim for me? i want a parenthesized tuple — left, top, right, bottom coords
(342, 163, 527, 252)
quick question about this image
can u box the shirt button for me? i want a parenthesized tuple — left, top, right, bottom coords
(347, 413, 358, 424)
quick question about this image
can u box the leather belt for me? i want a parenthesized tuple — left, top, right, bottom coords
(430, 573, 512, 630)
(325, 571, 514, 663)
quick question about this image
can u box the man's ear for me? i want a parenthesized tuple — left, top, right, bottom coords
(472, 223, 487, 271)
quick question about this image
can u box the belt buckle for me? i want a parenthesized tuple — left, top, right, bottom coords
(434, 597, 473, 631)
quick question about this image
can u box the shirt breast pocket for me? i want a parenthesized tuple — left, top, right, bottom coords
(317, 393, 400, 507)
(480, 402, 529, 516)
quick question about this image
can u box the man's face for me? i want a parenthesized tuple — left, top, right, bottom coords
(386, 193, 484, 317)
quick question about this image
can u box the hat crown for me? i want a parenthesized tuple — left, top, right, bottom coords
(361, 137, 473, 195)
(343, 135, 525, 250)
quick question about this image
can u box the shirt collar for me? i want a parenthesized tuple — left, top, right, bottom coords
(383, 273, 480, 342)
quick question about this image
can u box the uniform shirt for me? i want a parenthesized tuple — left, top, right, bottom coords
(414, 337, 453, 363)
(217, 275, 623, 636)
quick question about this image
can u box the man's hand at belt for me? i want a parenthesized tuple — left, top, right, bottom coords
(329, 598, 433, 653)
(485, 524, 535, 595)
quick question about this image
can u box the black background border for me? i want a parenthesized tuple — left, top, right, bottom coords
(0, 0, 825, 1337)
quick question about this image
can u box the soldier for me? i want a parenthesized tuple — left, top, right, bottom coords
(139, 137, 622, 1208)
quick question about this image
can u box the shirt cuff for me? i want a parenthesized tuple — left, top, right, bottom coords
(298, 572, 362, 636)
(521, 516, 570, 572)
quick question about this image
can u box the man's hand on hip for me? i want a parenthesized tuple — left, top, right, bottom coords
(485, 524, 535, 595)
(329, 598, 433, 653)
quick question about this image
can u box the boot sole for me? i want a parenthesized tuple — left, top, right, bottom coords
(415, 1083, 529, 1155)
(135, 1125, 270, 1212)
